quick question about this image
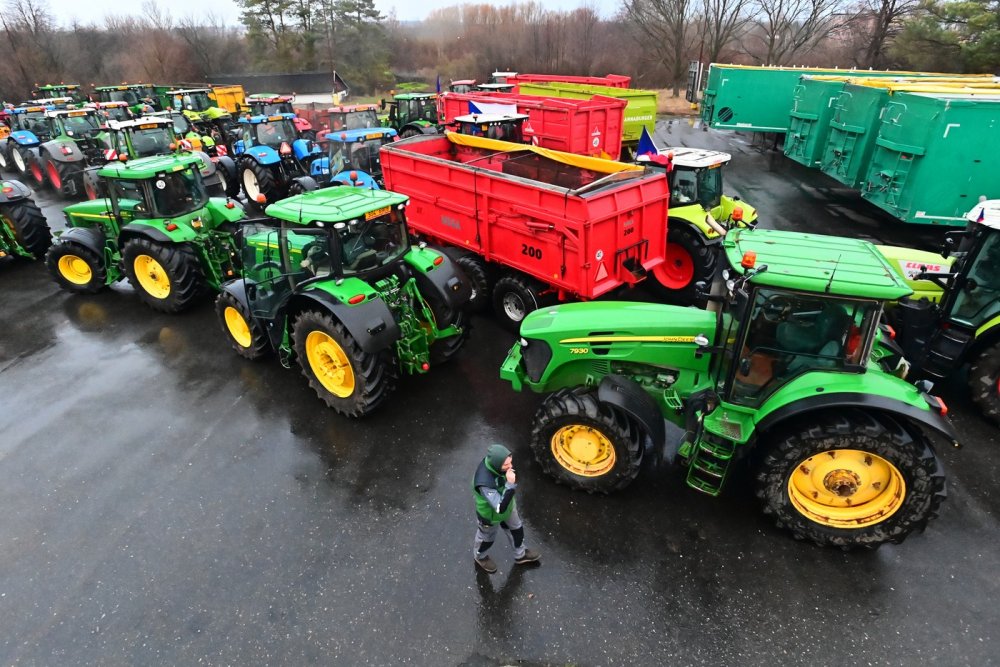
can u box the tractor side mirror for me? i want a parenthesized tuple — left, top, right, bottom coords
(942, 236, 955, 259)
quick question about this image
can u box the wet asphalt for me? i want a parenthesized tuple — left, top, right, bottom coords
(1, 119, 998, 666)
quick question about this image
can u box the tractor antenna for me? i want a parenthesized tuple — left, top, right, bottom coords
(825, 254, 842, 293)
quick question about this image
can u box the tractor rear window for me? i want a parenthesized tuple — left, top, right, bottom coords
(63, 114, 101, 136)
(327, 110, 379, 131)
(150, 169, 208, 217)
(254, 120, 297, 148)
(131, 127, 173, 157)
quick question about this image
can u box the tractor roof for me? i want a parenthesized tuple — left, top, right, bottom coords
(97, 153, 203, 179)
(167, 88, 211, 95)
(327, 104, 378, 113)
(660, 146, 731, 169)
(47, 109, 98, 118)
(476, 83, 515, 90)
(12, 106, 48, 114)
(395, 93, 436, 99)
(90, 101, 130, 108)
(95, 84, 152, 90)
(725, 228, 913, 301)
(107, 117, 171, 131)
(455, 113, 528, 123)
(248, 94, 293, 102)
(265, 187, 408, 224)
(36, 84, 79, 89)
(239, 113, 297, 124)
(451, 79, 476, 85)
(324, 127, 397, 142)
(967, 199, 1000, 230)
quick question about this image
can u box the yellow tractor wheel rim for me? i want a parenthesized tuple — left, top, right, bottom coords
(788, 448, 906, 529)
(58, 255, 93, 285)
(224, 306, 253, 348)
(305, 330, 355, 398)
(133, 255, 171, 299)
(550, 424, 617, 477)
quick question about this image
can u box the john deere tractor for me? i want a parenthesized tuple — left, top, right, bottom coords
(381, 93, 439, 138)
(215, 187, 472, 417)
(45, 153, 246, 312)
(501, 227, 954, 549)
(231, 113, 323, 203)
(23, 108, 109, 197)
(638, 146, 758, 305)
(1, 178, 51, 261)
(873, 199, 1000, 426)
(32, 84, 83, 102)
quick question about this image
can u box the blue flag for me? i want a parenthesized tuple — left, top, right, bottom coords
(436, 75, 441, 94)
(637, 126, 658, 156)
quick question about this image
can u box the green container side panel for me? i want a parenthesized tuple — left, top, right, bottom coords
(700, 64, 975, 133)
(861, 93, 1000, 226)
(820, 84, 891, 188)
(784, 78, 847, 168)
(517, 82, 657, 144)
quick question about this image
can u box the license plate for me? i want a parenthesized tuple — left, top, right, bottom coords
(138, 123, 159, 130)
(365, 206, 391, 221)
(365, 132, 383, 140)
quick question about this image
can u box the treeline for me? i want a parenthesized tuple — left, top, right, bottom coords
(2, 0, 996, 102)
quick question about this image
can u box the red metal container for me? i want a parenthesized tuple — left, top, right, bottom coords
(438, 92, 626, 159)
(381, 133, 668, 304)
(506, 73, 632, 90)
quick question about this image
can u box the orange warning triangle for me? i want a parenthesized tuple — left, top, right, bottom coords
(595, 262, 609, 281)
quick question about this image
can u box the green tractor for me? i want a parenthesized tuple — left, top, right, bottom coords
(32, 84, 83, 103)
(45, 153, 246, 312)
(167, 88, 231, 125)
(1, 178, 51, 261)
(638, 146, 758, 304)
(92, 84, 165, 115)
(501, 227, 954, 549)
(23, 108, 109, 197)
(215, 187, 472, 417)
(875, 198, 1000, 425)
(380, 93, 439, 138)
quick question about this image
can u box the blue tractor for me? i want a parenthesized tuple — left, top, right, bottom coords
(231, 113, 324, 203)
(322, 126, 398, 189)
(0, 105, 53, 177)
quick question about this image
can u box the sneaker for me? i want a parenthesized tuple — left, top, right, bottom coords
(475, 555, 498, 574)
(515, 549, 541, 565)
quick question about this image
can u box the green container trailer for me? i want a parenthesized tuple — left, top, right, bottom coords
(700, 64, 989, 133)
(785, 77, 848, 167)
(861, 92, 1000, 226)
(516, 82, 657, 156)
(820, 83, 892, 188)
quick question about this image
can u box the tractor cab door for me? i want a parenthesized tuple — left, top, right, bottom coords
(241, 222, 334, 320)
(724, 287, 878, 407)
(948, 230, 1000, 329)
(669, 167, 699, 207)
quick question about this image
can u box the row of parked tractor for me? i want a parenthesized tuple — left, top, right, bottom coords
(3, 71, 999, 553)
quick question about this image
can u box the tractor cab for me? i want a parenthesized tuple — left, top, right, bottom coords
(449, 80, 477, 94)
(8, 106, 51, 137)
(27, 97, 74, 109)
(32, 84, 82, 102)
(490, 71, 518, 84)
(323, 105, 380, 132)
(232, 114, 323, 202)
(48, 109, 104, 142)
(97, 153, 209, 221)
(89, 101, 132, 125)
(382, 93, 439, 137)
(105, 117, 176, 158)
(236, 114, 300, 150)
(168, 88, 231, 126)
(453, 113, 528, 143)
(475, 83, 515, 93)
(93, 84, 160, 113)
(245, 94, 295, 116)
(323, 127, 398, 188)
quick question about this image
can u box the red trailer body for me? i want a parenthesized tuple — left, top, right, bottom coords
(504, 73, 632, 90)
(438, 92, 626, 159)
(381, 133, 668, 326)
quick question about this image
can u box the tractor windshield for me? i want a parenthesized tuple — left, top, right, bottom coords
(670, 166, 723, 209)
(17, 112, 49, 136)
(252, 102, 293, 115)
(328, 136, 387, 177)
(327, 109, 380, 131)
(168, 113, 193, 137)
(107, 90, 139, 105)
(727, 288, 879, 407)
(178, 92, 212, 112)
(253, 119, 297, 148)
(149, 168, 208, 217)
(950, 231, 1000, 327)
(102, 106, 131, 123)
(696, 167, 723, 210)
(402, 98, 436, 123)
(129, 126, 174, 157)
(336, 209, 409, 275)
(62, 114, 102, 137)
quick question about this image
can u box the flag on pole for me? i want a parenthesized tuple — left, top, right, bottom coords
(637, 126, 658, 156)
(436, 75, 441, 94)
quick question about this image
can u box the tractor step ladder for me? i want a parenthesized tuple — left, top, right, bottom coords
(685, 436, 736, 496)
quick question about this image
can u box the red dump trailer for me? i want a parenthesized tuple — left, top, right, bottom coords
(381, 132, 669, 329)
(493, 73, 632, 90)
(438, 92, 626, 159)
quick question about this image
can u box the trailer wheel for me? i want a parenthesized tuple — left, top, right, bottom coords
(969, 342, 1000, 425)
(755, 410, 945, 549)
(453, 253, 490, 313)
(650, 223, 717, 306)
(492, 274, 544, 332)
(46, 242, 106, 293)
(2, 199, 51, 258)
(531, 387, 644, 494)
(123, 239, 205, 313)
(423, 295, 470, 364)
(215, 291, 269, 360)
(292, 310, 397, 418)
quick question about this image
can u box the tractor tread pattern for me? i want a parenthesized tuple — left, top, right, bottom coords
(968, 341, 1000, 425)
(123, 239, 206, 313)
(215, 291, 270, 361)
(3, 199, 52, 258)
(45, 241, 106, 293)
(454, 253, 491, 314)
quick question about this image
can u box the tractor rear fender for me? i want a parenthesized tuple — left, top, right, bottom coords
(754, 392, 958, 447)
(0, 179, 33, 203)
(291, 138, 316, 160)
(41, 140, 84, 163)
(292, 175, 319, 192)
(58, 226, 107, 256)
(10, 130, 40, 146)
(245, 146, 281, 166)
(330, 170, 376, 188)
(120, 222, 189, 244)
(405, 249, 472, 310)
(966, 320, 1000, 364)
(597, 374, 667, 451)
(285, 289, 401, 354)
(193, 150, 217, 177)
(216, 155, 237, 180)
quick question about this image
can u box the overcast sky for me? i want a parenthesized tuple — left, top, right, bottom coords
(49, 0, 614, 26)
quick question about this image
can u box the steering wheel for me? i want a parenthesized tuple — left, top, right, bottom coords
(760, 293, 793, 322)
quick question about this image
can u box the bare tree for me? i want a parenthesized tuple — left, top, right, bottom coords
(744, 0, 849, 64)
(851, 0, 919, 67)
(623, 0, 697, 95)
(697, 0, 753, 63)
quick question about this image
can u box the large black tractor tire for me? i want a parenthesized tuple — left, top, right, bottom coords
(530, 387, 644, 494)
(424, 295, 471, 365)
(41, 155, 78, 199)
(492, 273, 546, 333)
(968, 342, 1000, 425)
(2, 199, 52, 258)
(754, 410, 946, 550)
(219, 159, 241, 198)
(453, 252, 491, 314)
(649, 222, 717, 307)
(10, 145, 33, 177)
(83, 172, 105, 200)
(45, 242, 106, 293)
(399, 127, 421, 139)
(26, 151, 47, 189)
(122, 238, 205, 313)
(215, 291, 270, 360)
(0, 144, 9, 172)
(292, 310, 397, 418)
(240, 159, 279, 205)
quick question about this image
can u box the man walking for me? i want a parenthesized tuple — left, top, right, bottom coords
(472, 444, 540, 574)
